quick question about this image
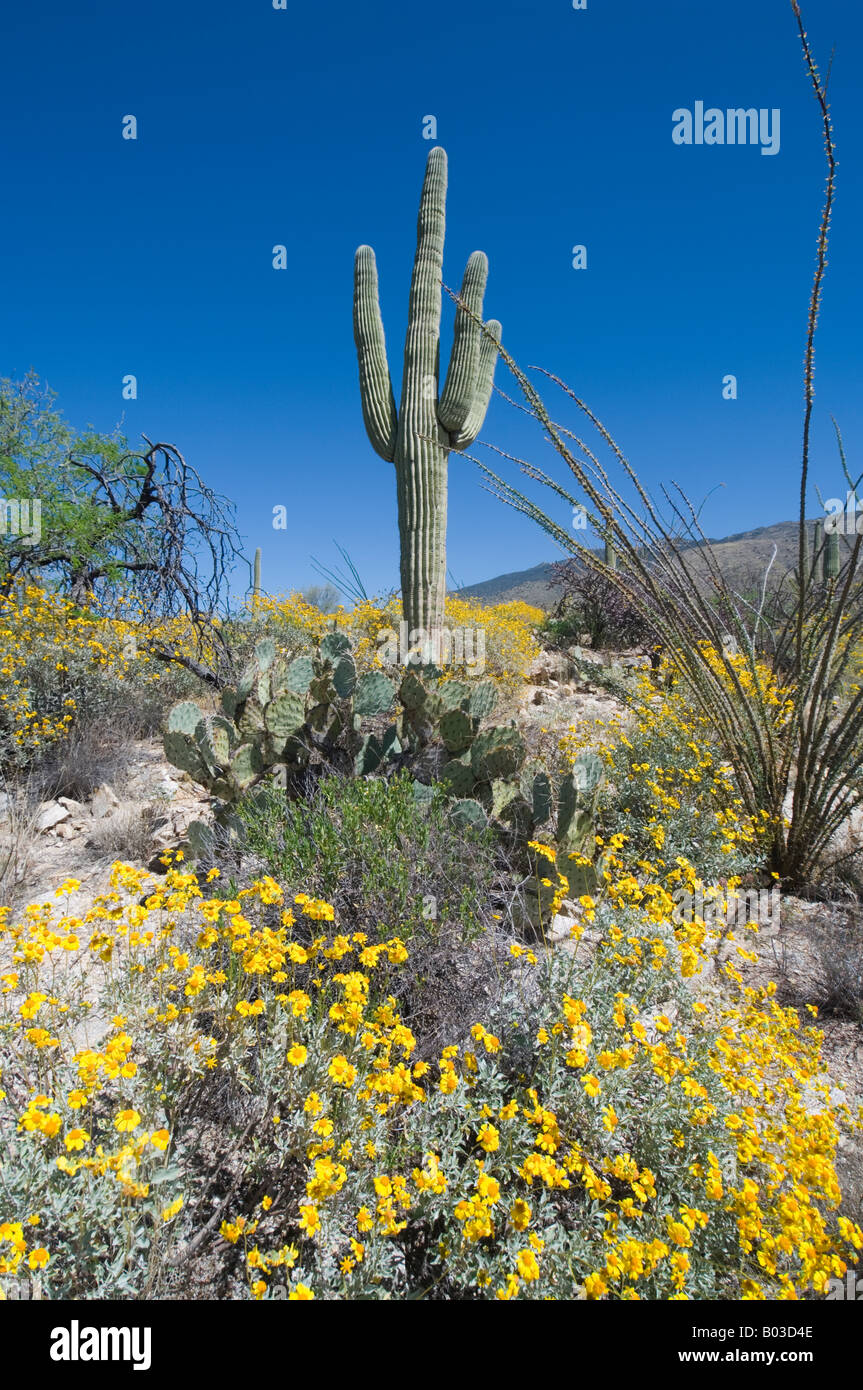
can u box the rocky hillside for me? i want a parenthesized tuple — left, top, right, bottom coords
(455, 517, 850, 610)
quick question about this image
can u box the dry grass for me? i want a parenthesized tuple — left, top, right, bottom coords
(85, 803, 160, 862)
(33, 716, 141, 803)
(0, 776, 42, 914)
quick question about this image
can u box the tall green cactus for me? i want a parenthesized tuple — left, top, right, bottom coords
(810, 518, 823, 584)
(353, 147, 501, 634)
(252, 547, 262, 607)
(824, 527, 840, 582)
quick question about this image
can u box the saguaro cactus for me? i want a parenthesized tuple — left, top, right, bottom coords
(353, 147, 501, 634)
(812, 519, 823, 582)
(824, 527, 840, 582)
(252, 547, 262, 606)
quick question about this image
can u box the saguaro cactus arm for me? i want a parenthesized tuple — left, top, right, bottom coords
(452, 317, 502, 451)
(353, 246, 398, 462)
(439, 251, 489, 433)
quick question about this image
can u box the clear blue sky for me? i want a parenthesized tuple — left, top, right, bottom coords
(1, 0, 861, 602)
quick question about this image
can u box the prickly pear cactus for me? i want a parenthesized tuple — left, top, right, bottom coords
(522, 753, 608, 934)
(163, 630, 576, 871)
(163, 634, 408, 836)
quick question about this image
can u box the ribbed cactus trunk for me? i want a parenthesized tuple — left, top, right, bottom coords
(812, 519, 823, 582)
(825, 528, 840, 582)
(354, 148, 501, 635)
(397, 149, 449, 632)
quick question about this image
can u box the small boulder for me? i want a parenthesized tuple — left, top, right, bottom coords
(549, 913, 579, 942)
(153, 777, 182, 800)
(91, 784, 121, 818)
(36, 801, 70, 832)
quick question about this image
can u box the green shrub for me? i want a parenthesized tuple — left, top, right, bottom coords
(238, 772, 498, 946)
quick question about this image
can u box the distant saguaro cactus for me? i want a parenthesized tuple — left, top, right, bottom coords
(252, 547, 262, 607)
(353, 147, 501, 633)
(812, 519, 823, 583)
(824, 527, 840, 582)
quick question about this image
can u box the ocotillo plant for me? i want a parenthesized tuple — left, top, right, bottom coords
(353, 147, 501, 633)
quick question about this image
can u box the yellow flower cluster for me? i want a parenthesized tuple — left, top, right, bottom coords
(1, 846, 860, 1302)
(243, 592, 542, 696)
(0, 584, 210, 759)
(560, 664, 771, 866)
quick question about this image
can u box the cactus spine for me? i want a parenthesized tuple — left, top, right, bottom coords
(353, 147, 501, 633)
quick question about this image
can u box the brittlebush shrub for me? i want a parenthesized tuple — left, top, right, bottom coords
(237, 773, 512, 1056)
(1, 848, 860, 1301)
(238, 593, 542, 698)
(560, 662, 772, 884)
(0, 585, 204, 772)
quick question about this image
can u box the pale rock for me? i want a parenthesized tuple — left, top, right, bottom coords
(799, 1072, 847, 1116)
(549, 913, 579, 942)
(91, 784, 121, 818)
(638, 1001, 679, 1042)
(528, 651, 574, 686)
(36, 801, 70, 832)
(153, 778, 181, 799)
(682, 953, 715, 989)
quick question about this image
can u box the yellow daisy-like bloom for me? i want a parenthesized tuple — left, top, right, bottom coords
(287, 1045, 308, 1067)
(583, 1271, 608, 1299)
(511, 1199, 532, 1232)
(64, 1128, 90, 1151)
(328, 1055, 357, 1087)
(114, 1109, 141, 1133)
(476, 1123, 500, 1153)
(289, 1283, 315, 1300)
(516, 1249, 540, 1282)
(298, 1205, 320, 1237)
(220, 1218, 246, 1244)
